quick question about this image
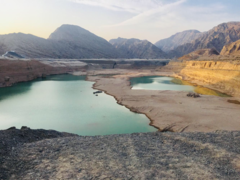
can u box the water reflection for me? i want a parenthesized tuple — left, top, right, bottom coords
(0, 82, 34, 101)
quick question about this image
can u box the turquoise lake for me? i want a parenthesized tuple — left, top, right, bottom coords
(0, 75, 156, 136)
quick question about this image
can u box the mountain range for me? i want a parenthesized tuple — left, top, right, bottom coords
(155, 30, 203, 52)
(0, 25, 166, 59)
(1, 22, 240, 59)
(168, 22, 240, 58)
(0, 25, 124, 59)
(109, 38, 166, 59)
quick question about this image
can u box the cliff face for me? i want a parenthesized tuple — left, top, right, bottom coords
(220, 39, 240, 56)
(0, 59, 86, 87)
(165, 60, 240, 97)
(109, 38, 166, 59)
(155, 30, 203, 52)
(169, 22, 240, 58)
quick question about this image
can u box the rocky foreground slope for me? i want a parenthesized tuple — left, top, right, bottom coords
(0, 127, 77, 180)
(1, 128, 240, 179)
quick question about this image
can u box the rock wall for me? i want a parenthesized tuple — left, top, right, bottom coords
(220, 39, 240, 56)
(164, 60, 240, 97)
(0, 59, 86, 87)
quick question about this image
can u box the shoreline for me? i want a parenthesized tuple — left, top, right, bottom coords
(1, 66, 240, 133)
(89, 77, 186, 132)
(88, 73, 183, 132)
(90, 79, 162, 132)
(87, 70, 176, 132)
(86, 69, 240, 132)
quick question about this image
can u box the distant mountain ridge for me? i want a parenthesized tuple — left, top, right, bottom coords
(169, 22, 240, 58)
(1, 22, 240, 59)
(0, 33, 64, 58)
(0, 25, 124, 59)
(48, 25, 123, 58)
(155, 30, 203, 52)
(109, 37, 166, 59)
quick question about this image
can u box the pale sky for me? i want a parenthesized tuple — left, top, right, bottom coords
(1, 0, 240, 43)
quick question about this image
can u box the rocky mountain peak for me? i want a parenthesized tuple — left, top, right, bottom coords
(155, 30, 203, 52)
(168, 21, 240, 58)
(48, 24, 95, 42)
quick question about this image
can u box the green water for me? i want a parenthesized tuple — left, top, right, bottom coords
(0, 75, 156, 136)
(130, 76, 230, 97)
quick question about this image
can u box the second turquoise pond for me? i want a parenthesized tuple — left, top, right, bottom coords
(130, 76, 230, 97)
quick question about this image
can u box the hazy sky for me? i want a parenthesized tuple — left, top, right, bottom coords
(1, 0, 240, 43)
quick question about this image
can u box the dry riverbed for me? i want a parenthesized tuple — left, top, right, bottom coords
(85, 69, 240, 132)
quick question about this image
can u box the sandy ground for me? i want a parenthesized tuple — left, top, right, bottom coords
(82, 69, 240, 132)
